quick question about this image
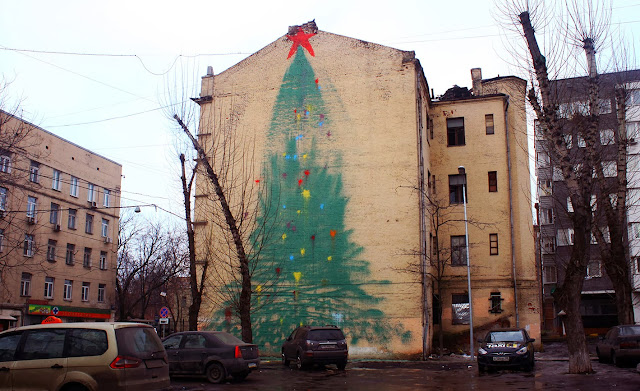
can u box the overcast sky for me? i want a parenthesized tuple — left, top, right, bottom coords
(1, 0, 638, 222)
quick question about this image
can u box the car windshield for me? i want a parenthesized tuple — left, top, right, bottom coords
(308, 329, 345, 341)
(619, 325, 640, 336)
(212, 332, 245, 345)
(487, 331, 525, 342)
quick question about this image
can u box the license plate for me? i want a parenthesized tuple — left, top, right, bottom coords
(248, 362, 257, 369)
(493, 357, 510, 362)
(319, 344, 337, 350)
(145, 359, 165, 369)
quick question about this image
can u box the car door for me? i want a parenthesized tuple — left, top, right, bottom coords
(178, 334, 208, 374)
(0, 331, 22, 391)
(283, 329, 297, 360)
(11, 328, 67, 391)
(162, 334, 183, 374)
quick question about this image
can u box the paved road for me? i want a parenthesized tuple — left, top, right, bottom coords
(170, 357, 640, 391)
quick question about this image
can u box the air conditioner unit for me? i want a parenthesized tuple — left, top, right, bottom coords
(54, 224, 61, 231)
(630, 138, 637, 145)
(104, 237, 112, 244)
(91, 201, 97, 208)
(27, 216, 35, 224)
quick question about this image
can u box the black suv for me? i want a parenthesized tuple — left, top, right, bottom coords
(281, 325, 348, 370)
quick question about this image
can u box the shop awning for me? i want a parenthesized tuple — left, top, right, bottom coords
(0, 315, 17, 321)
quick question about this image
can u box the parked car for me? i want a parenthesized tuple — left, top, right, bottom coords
(281, 325, 348, 370)
(0, 321, 170, 391)
(162, 331, 259, 383)
(596, 324, 640, 366)
(477, 328, 535, 373)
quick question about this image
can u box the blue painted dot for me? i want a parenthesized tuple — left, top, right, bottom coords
(285, 155, 291, 160)
(283, 205, 286, 209)
(293, 155, 298, 160)
(320, 204, 325, 210)
(289, 255, 294, 261)
(318, 121, 324, 127)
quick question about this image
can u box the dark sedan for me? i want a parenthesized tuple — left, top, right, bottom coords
(162, 331, 259, 383)
(477, 328, 535, 373)
(596, 324, 640, 367)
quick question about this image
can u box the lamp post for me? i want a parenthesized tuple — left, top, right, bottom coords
(459, 166, 474, 361)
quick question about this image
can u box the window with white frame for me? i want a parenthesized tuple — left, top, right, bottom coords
(591, 194, 598, 213)
(629, 188, 640, 204)
(598, 98, 612, 114)
(600, 129, 615, 145)
(50, 203, 60, 225)
(629, 155, 640, 172)
(628, 121, 640, 142)
(537, 151, 550, 167)
(83, 247, 91, 268)
(577, 133, 586, 148)
(103, 189, 110, 207)
(567, 196, 574, 212)
(85, 214, 93, 234)
(540, 208, 554, 225)
(70, 176, 79, 197)
(543, 265, 557, 284)
(68, 209, 77, 229)
(599, 226, 611, 243)
(563, 134, 573, 149)
(0, 187, 7, 211)
(629, 89, 640, 105)
(63, 280, 73, 301)
(23, 234, 34, 257)
(20, 272, 31, 296)
(573, 163, 584, 177)
(634, 257, 640, 274)
(44, 277, 54, 299)
(87, 183, 95, 202)
(101, 219, 109, 238)
(0, 154, 11, 173)
(542, 237, 556, 254)
(557, 228, 574, 246)
(81, 282, 89, 302)
(47, 239, 56, 262)
(538, 179, 553, 196)
(98, 283, 105, 302)
(29, 161, 40, 183)
(99, 251, 107, 270)
(66, 243, 75, 265)
(609, 193, 618, 208)
(602, 161, 617, 177)
(52, 169, 61, 191)
(450, 235, 467, 266)
(630, 223, 640, 239)
(27, 196, 37, 218)
(586, 260, 602, 278)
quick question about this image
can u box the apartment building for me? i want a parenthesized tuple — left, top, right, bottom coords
(0, 111, 121, 329)
(191, 21, 538, 357)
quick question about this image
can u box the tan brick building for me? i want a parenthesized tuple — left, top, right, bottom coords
(0, 111, 121, 329)
(192, 21, 539, 357)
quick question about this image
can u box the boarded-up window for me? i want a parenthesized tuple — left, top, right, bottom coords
(452, 293, 470, 325)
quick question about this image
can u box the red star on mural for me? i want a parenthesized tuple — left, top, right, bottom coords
(287, 27, 316, 59)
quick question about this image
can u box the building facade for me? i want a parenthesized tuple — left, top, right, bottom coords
(192, 21, 539, 357)
(0, 111, 121, 329)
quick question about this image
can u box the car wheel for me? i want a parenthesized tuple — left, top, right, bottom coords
(478, 364, 486, 374)
(596, 347, 605, 363)
(232, 371, 249, 381)
(611, 350, 620, 367)
(282, 350, 290, 366)
(337, 361, 347, 370)
(206, 362, 226, 384)
(296, 352, 306, 370)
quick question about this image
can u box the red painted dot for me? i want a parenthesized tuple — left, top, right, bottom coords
(330, 229, 337, 238)
(311, 235, 315, 241)
(304, 170, 310, 176)
(315, 78, 319, 84)
(255, 179, 260, 183)
(298, 179, 303, 186)
(276, 267, 281, 275)
(294, 109, 297, 113)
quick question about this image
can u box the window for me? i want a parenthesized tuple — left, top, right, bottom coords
(23, 234, 34, 257)
(557, 228, 575, 246)
(98, 284, 105, 302)
(103, 189, 110, 207)
(586, 260, 602, 278)
(602, 161, 617, 177)
(52, 169, 61, 191)
(66, 208, 76, 230)
(47, 239, 57, 262)
(0, 187, 7, 211)
(540, 208, 554, 225)
(99, 251, 107, 270)
(542, 237, 556, 254)
(0, 229, 4, 252)
(538, 179, 552, 196)
(600, 129, 615, 145)
(101, 219, 109, 238)
(50, 203, 60, 225)
(81, 282, 90, 302)
(20, 272, 31, 296)
(447, 117, 465, 146)
(451, 235, 467, 266)
(567, 196, 574, 212)
(627, 121, 640, 142)
(610, 193, 618, 208)
(0, 154, 11, 173)
(19, 329, 66, 360)
(630, 223, 640, 239)
(44, 277, 54, 299)
(451, 293, 470, 325)
(489, 233, 498, 255)
(563, 134, 573, 149)
(83, 247, 92, 268)
(27, 196, 37, 218)
(485, 114, 494, 135)
(70, 176, 79, 197)
(629, 89, 640, 106)
(85, 214, 94, 234)
(64, 280, 73, 301)
(489, 292, 503, 313)
(577, 133, 586, 148)
(87, 183, 95, 203)
(488, 171, 497, 192)
(598, 98, 612, 114)
(543, 265, 557, 284)
(536, 151, 550, 167)
(66, 243, 75, 265)
(634, 257, 640, 274)
(67, 329, 108, 357)
(183, 335, 207, 349)
(29, 161, 40, 183)
(449, 174, 466, 204)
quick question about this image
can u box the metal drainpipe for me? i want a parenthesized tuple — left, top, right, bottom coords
(504, 96, 520, 327)
(416, 74, 429, 360)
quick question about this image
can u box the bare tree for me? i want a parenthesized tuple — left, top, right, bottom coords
(497, 0, 637, 373)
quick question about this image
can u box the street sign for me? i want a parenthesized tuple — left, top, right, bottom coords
(159, 307, 169, 318)
(159, 318, 169, 325)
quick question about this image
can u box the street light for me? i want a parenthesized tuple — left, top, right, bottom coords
(459, 166, 474, 361)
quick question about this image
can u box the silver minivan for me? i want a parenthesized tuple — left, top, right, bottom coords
(0, 322, 170, 391)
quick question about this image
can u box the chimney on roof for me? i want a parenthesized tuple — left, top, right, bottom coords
(471, 68, 483, 96)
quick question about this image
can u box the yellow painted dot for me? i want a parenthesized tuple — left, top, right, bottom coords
(282, 152, 287, 157)
(302, 189, 311, 199)
(297, 210, 301, 214)
(300, 248, 306, 256)
(303, 154, 308, 159)
(280, 318, 284, 325)
(256, 285, 262, 293)
(282, 233, 287, 240)
(327, 256, 332, 261)
(293, 272, 302, 283)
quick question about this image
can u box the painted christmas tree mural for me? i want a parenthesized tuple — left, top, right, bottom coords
(211, 27, 410, 350)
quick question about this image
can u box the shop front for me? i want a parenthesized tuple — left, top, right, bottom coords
(26, 300, 112, 325)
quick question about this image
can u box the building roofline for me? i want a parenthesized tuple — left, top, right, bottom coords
(432, 93, 507, 104)
(0, 109, 122, 167)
